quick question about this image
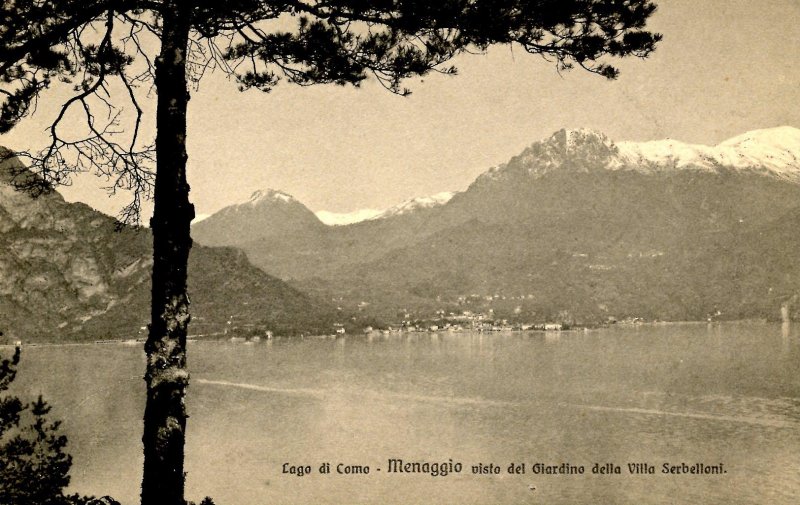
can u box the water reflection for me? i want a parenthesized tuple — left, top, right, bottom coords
(544, 331, 561, 343)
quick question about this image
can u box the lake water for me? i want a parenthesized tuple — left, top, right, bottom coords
(6, 322, 800, 504)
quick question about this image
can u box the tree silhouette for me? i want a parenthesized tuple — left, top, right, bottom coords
(0, 2, 660, 504)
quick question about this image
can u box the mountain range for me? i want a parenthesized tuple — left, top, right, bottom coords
(193, 127, 800, 324)
(0, 153, 344, 342)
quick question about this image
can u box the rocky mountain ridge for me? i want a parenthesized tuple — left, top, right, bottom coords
(0, 152, 341, 342)
(200, 126, 800, 233)
(475, 126, 800, 185)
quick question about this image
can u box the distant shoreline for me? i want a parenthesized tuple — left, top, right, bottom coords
(0, 319, 785, 348)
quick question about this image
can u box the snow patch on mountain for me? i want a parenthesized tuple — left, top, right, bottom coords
(314, 192, 457, 225)
(372, 191, 457, 220)
(316, 208, 383, 226)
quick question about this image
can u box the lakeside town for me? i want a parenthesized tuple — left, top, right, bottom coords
(206, 310, 659, 343)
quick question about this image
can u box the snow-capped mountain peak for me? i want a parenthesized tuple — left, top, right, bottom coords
(198, 187, 318, 226)
(479, 126, 800, 183)
(248, 189, 296, 205)
(616, 126, 800, 180)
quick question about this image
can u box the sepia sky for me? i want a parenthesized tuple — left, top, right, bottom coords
(1, 0, 799, 221)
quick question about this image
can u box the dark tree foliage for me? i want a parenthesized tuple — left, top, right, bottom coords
(0, 346, 120, 505)
(0, 2, 660, 505)
(1, 0, 661, 211)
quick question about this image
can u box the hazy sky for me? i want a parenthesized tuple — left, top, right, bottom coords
(2, 0, 799, 220)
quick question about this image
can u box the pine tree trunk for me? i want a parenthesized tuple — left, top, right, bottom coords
(141, 2, 193, 505)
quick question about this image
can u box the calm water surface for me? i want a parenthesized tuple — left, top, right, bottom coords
(7, 322, 800, 504)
